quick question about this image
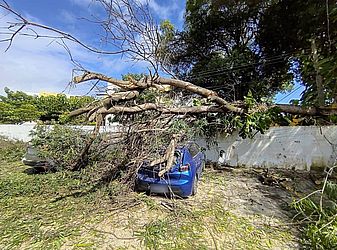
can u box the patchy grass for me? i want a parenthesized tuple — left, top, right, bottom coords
(134, 205, 285, 250)
(0, 161, 113, 249)
(0, 137, 26, 162)
(0, 156, 300, 249)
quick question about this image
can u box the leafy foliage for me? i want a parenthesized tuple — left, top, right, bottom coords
(0, 88, 94, 124)
(122, 72, 146, 81)
(30, 125, 90, 170)
(164, 0, 337, 109)
(259, 0, 337, 106)
(292, 179, 337, 249)
(189, 91, 288, 139)
(165, 0, 293, 102)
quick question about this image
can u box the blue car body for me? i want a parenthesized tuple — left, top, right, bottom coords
(136, 142, 206, 197)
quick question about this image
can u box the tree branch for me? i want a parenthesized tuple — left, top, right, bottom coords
(274, 104, 337, 116)
(98, 104, 225, 115)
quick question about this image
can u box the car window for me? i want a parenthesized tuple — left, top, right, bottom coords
(174, 151, 182, 165)
(188, 143, 200, 158)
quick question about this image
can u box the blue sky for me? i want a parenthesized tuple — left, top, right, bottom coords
(0, 0, 185, 96)
(0, 0, 301, 102)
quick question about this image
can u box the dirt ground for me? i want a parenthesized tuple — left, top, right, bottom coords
(61, 167, 316, 249)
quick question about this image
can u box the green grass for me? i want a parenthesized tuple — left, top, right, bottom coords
(0, 148, 298, 249)
(0, 137, 26, 162)
(0, 161, 111, 250)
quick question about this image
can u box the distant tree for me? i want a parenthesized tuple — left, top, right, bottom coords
(0, 88, 94, 124)
(0, 88, 42, 123)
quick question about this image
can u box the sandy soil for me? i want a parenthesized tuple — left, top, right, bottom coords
(63, 167, 317, 249)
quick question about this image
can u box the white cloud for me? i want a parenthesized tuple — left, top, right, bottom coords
(149, 1, 179, 20)
(0, 10, 143, 96)
(70, 0, 95, 8)
(0, 20, 76, 95)
(70, 0, 180, 20)
(60, 10, 77, 24)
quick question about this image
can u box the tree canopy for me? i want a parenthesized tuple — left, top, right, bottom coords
(165, 0, 337, 106)
(258, 0, 337, 106)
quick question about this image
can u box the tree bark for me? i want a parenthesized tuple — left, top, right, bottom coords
(98, 104, 225, 115)
(311, 39, 325, 106)
(156, 77, 244, 113)
(158, 136, 177, 177)
(274, 104, 337, 116)
(73, 72, 140, 90)
(103, 91, 139, 109)
(73, 72, 244, 113)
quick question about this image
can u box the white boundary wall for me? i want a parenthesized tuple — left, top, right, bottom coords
(197, 126, 337, 171)
(1, 124, 336, 171)
(0, 123, 121, 142)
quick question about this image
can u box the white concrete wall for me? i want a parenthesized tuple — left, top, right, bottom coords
(0, 124, 36, 142)
(0, 123, 121, 142)
(197, 126, 337, 171)
(1, 123, 336, 171)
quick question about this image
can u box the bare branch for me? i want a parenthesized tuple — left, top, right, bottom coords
(73, 71, 140, 90)
(98, 104, 225, 115)
(274, 104, 337, 116)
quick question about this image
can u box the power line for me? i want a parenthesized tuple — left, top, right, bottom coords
(187, 49, 310, 80)
(276, 86, 303, 103)
(190, 57, 285, 79)
(189, 57, 289, 80)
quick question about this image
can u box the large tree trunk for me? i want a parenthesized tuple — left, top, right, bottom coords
(274, 104, 337, 116)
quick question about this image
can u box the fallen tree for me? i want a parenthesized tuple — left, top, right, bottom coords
(63, 69, 337, 176)
(69, 71, 337, 121)
(2, 0, 337, 187)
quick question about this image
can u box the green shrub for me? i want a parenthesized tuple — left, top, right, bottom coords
(292, 180, 337, 249)
(30, 125, 90, 170)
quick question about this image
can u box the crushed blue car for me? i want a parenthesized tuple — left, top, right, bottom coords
(136, 142, 206, 198)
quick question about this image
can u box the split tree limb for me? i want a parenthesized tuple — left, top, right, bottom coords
(73, 71, 245, 113)
(68, 107, 93, 117)
(73, 72, 140, 90)
(103, 91, 140, 109)
(68, 100, 337, 122)
(158, 136, 177, 177)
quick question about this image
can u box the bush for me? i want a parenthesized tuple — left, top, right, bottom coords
(30, 125, 90, 170)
